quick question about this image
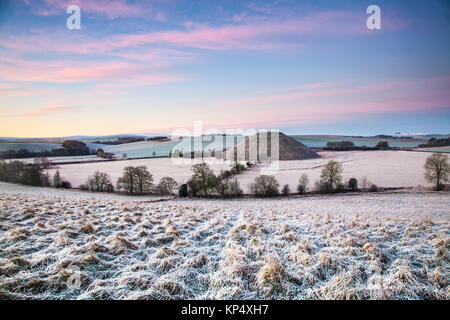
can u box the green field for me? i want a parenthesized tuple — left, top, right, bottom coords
(0, 135, 433, 159)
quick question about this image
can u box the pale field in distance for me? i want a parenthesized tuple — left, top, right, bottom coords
(47, 157, 232, 188)
(0, 183, 448, 299)
(46, 151, 433, 191)
(235, 150, 433, 192)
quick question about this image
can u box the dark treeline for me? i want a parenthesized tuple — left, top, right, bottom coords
(80, 166, 178, 196)
(177, 160, 382, 199)
(0, 160, 70, 188)
(0, 140, 94, 160)
(373, 134, 413, 140)
(178, 162, 244, 199)
(419, 137, 450, 148)
(92, 137, 146, 145)
(92, 136, 170, 145)
(325, 140, 390, 151)
(0, 161, 46, 186)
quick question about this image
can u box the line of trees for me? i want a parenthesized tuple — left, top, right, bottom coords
(116, 166, 153, 194)
(180, 162, 244, 198)
(244, 160, 382, 198)
(177, 160, 365, 199)
(0, 160, 71, 188)
(0, 140, 94, 160)
(419, 137, 450, 148)
(76, 161, 249, 198)
(0, 161, 46, 186)
(326, 141, 356, 151)
(90, 166, 179, 196)
(0, 159, 378, 197)
(245, 153, 450, 197)
(325, 140, 390, 151)
(1, 152, 448, 197)
(79, 171, 114, 192)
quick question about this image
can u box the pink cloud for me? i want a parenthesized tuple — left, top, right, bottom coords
(0, 10, 406, 55)
(92, 11, 373, 51)
(28, 0, 155, 20)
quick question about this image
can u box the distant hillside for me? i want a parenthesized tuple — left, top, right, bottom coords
(223, 132, 320, 161)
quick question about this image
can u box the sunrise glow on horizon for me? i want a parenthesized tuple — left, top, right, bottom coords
(0, 0, 449, 138)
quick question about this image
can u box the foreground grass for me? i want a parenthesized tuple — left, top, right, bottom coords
(0, 193, 448, 299)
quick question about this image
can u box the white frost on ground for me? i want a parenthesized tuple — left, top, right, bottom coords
(0, 183, 168, 201)
(234, 150, 434, 192)
(0, 184, 448, 300)
(46, 157, 231, 188)
(6, 155, 102, 164)
(44, 150, 433, 191)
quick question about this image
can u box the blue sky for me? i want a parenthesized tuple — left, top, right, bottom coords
(0, 0, 449, 137)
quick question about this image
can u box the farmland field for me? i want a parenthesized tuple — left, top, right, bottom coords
(416, 147, 450, 153)
(292, 136, 427, 148)
(100, 135, 246, 158)
(5, 155, 103, 164)
(101, 140, 179, 158)
(0, 135, 430, 160)
(233, 150, 433, 192)
(45, 150, 434, 190)
(0, 183, 448, 300)
(46, 157, 232, 188)
(0, 136, 245, 159)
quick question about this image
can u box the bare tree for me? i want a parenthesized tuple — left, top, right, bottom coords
(216, 178, 243, 198)
(320, 160, 343, 192)
(189, 162, 218, 197)
(361, 176, 370, 189)
(7, 161, 25, 183)
(86, 171, 113, 192)
(156, 176, 178, 195)
(249, 175, 280, 198)
(53, 170, 62, 188)
(117, 166, 153, 195)
(134, 166, 153, 194)
(424, 153, 449, 190)
(297, 173, 309, 195)
(116, 166, 137, 194)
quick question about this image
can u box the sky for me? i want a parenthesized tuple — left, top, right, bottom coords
(0, 0, 449, 137)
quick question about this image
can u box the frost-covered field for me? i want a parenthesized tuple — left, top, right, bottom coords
(0, 184, 448, 300)
(46, 157, 232, 188)
(46, 150, 433, 190)
(6, 155, 103, 164)
(101, 140, 179, 158)
(235, 150, 433, 192)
